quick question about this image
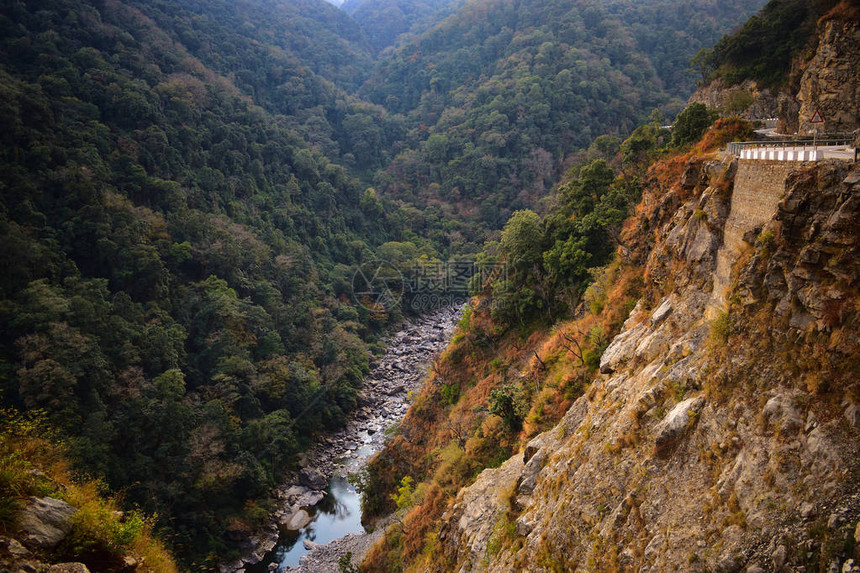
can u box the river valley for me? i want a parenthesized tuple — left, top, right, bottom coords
(225, 305, 463, 573)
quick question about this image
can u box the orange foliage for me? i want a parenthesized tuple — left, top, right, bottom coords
(402, 484, 448, 563)
(520, 263, 644, 438)
(821, 0, 860, 22)
(647, 153, 692, 195)
(602, 266, 646, 326)
(694, 117, 754, 153)
(362, 529, 404, 573)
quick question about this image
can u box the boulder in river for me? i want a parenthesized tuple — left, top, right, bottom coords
(385, 384, 406, 396)
(286, 509, 312, 531)
(294, 490, 325, 507)
(298, 467, 327, 490)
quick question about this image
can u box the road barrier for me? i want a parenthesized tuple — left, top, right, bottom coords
(726, 137, 855, 162)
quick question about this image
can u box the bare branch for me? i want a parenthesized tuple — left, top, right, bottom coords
(559, 329, 584, 363)
(447, 413, 470, 450)
(533, 350, 547, 371)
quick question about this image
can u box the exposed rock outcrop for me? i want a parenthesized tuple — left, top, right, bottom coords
(17, 497, 77, 549)
(1, 534, 94, 573)
(434, 158, 860, 572)
(690, 79, 780, 120)
(654, 395, 705, 456)
(797, 13, 860, 135)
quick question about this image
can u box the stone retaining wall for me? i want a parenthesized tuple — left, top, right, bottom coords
(709, 160, 813, 312)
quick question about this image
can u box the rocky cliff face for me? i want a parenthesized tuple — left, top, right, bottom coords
(690, 79, 781, 121)
(797, 13, 860, 135)
(434, 158, 860, 572)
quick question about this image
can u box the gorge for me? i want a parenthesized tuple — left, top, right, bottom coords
(230, 307, 462, 573)
(0, 0, 858, 572)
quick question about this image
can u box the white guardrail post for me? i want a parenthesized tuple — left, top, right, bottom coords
(730, 137, 851, 162)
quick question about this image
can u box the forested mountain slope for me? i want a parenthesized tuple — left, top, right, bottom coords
(0, 0, 412, 565)
(361, 0, 767, 229)
(125, 0, 407, 173)
(136, 0, 374, 91)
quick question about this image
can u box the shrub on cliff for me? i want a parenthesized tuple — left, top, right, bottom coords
(696, 117, 755, 151)
(671, 103, 720, 148)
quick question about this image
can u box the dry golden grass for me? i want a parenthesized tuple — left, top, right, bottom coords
(0, 409, 178, 573)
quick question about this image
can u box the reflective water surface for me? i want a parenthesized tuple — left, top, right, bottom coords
(247, 475, 364, 571)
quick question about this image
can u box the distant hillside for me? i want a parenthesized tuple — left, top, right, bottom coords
(345, 0, 465, 54)
(125, 0, 406, 173)
(135, 0, 373, 90)
(365, 0, 767, 114)
(361, 0, 767, 228)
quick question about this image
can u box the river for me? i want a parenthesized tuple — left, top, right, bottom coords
(232, 305, 462, 573)
(246, 476, 363, 570)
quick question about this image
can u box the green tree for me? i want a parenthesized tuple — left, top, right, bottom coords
(689, 48, 715, 82)
(620, 124, 669, 167)
(560, 160, 615, 218)
(671, 102, 718, 148)
(391, 475, 415, 510)
(500, 210, 543, 282)
(542, 236, 592, 288)
(488, 384, 528, 432)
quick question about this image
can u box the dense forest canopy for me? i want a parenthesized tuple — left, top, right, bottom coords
(0, 0, 420, 563)
(0, 0, 768, 566)
(360, 0, 767, 229)
(125, 0, 409, 175)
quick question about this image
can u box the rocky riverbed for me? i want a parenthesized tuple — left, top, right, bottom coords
(220, 305, 462, 573)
